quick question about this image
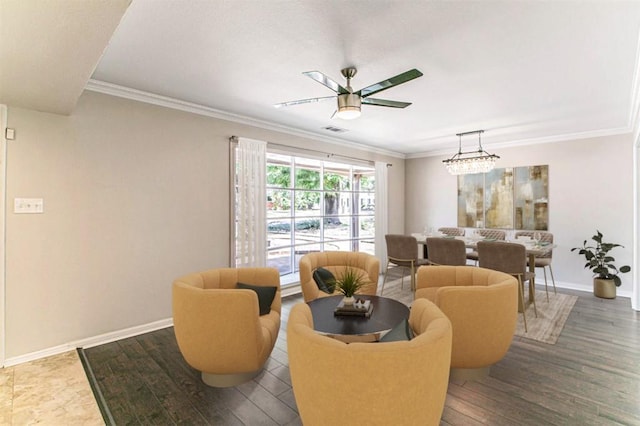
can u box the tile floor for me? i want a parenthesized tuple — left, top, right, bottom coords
(0, 350, 103, 425)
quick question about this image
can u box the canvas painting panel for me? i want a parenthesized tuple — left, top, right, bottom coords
(484, 167, 514, 229)
(457, 174, 484, 227)
(514, 165, 549, 230)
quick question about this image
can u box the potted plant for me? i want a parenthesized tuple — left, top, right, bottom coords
(571, 230, 631, 299)
(333, 267, 365, 305)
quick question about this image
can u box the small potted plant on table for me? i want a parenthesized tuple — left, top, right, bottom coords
(333, 267, 364, 305)
(571, 230, 631, 299)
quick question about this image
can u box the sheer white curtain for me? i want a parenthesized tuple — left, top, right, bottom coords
(236, 137, 267, 267)
(375, 161, 389, 272)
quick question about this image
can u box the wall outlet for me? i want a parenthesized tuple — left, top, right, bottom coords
(14, 198, 44, 214)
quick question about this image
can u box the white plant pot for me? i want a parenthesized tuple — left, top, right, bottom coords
(342, 296, 355, 305)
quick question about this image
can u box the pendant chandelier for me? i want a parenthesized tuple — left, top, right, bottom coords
(443, 130, 499, 175)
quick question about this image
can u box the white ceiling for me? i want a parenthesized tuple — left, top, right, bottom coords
(0, 0, 131, 115)
(3, 1, 640, 156)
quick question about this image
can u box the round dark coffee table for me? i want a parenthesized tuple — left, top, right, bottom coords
(306, 295, 410, 342)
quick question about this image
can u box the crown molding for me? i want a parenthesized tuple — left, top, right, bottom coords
(84, 79, 637, 161)
(405, 126, 633, 159)
(84, 79, 405, 159)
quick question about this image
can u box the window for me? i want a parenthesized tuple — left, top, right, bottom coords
(233, 148, 376, 286)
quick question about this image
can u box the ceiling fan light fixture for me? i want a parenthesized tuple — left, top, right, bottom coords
(443, 130, 500, 175)
(336, 93, 361, 120)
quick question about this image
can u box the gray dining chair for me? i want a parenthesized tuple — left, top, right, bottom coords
(477, 240, 537, 332)
(438, 227, 465, 237)
(381, 234, 430, 294)
(466, 229, 507, 265)
(515, 231, 556, 301)
(426, 237, 467, 266)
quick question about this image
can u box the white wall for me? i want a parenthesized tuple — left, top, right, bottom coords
(4, 91, 405, 360)
(406, 134, 635, 296)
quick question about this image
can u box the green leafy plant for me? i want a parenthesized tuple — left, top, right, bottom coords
(571, 230, 631, 287)
(332, 267, 365, 298)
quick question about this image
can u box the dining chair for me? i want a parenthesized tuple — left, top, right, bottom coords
(477, 241, 537, 332)
(438, 227, 465, 237)
(515, 231, 556, 301)
(381, 234, 429, 293)
(426, 237, 467, 266)
(466, 229, 507, 265)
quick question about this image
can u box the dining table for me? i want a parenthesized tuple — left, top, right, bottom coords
(411, 233, 556, 312)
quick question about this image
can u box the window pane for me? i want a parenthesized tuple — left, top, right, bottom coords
(294, 218, 320, 234)
(356, 170, 375, 192)
(267, 220, 291, 248)
(267, 247, 292, 275)
(359, 216, 375, 239)
(358, 192, 375, 214)
(293, 243, 321, 255)
(324, 217, 350, 241)
(293, 243, 321, 272)
(267, 163, 291, 188)
(294, 191, 321, 216)
(295, 161, 321, 189)
(267, 189, 291, 215)
(330, 192, 351, 215)
(359, 239, 375, 255)
(324, 163, 350, 191)
(330, 240, 353, 251)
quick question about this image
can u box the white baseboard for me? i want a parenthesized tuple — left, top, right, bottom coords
(547, 279, 632, 299)
(4, 318, 173, 367)
(3, 278, 633, 367)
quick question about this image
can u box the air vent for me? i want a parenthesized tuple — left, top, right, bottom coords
(322, 126, 348, 133)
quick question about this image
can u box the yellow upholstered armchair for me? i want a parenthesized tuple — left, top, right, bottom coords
(298, 251, 380, 302)
(172, 267, 281, 387)
(415, 265, 518, 379)
(287, 299, 452, 426)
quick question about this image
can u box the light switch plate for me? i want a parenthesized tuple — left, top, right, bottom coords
(14, 198, 44, 214)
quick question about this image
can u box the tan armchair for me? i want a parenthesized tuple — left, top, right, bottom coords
(287, 298, 452, 426)
(172, 267, 281, 387)
(298, 251, 380, 302)
(416, 265, 518, 379)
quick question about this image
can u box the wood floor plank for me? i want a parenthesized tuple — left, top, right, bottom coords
(81, 287, 640, 425)
(235, 380, 298, 425)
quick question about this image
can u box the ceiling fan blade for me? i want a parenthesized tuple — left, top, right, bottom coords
(362, 98, 411, 108)
(357, 69, 423, 98)
(274, 96, 335, 108)
(303, 71, 350, 94)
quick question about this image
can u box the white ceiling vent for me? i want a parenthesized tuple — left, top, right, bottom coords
(322, 125, 348, 133)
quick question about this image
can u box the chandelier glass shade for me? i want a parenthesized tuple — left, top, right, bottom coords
(443, 130, 499, 175)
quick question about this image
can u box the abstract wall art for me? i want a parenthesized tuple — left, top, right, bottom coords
(457, 165, 549, 230)
(457, 173, 484, 227)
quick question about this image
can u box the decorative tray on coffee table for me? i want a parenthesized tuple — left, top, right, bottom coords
(334, 298, 373, 318)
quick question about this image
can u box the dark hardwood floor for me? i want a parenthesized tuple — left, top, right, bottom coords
(81, 285, 640, 425)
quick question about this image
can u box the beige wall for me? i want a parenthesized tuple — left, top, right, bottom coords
(4, 91, 404, 359)
(405, 134, 634, 296)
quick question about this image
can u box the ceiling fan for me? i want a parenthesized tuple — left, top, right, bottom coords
(274, 67, 423, 120)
